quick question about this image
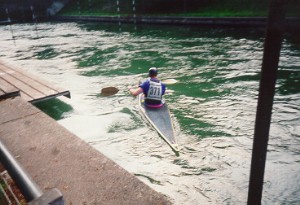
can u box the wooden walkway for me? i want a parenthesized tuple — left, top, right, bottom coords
(0, 61, 70, 103)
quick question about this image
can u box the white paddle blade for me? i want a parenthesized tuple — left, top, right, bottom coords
(162, 79, 178, 85)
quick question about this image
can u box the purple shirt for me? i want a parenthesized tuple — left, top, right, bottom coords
(139, 78, 166, 104)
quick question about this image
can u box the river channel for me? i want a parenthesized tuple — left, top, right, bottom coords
(0, 22, 299, 204)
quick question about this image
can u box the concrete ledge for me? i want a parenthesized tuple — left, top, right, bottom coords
(54, 15, 300, 29)
(0, 97, 171, 204)
(29, 188, 63, 205)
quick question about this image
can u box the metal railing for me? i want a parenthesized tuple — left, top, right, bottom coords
(0, 140, 64, 204)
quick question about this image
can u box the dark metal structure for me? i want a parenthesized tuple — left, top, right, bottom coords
(0, 140, 64, 204)
(247, 0, 287, 204)
(0, 140, 43, 201)
(0, 0, 69, 22)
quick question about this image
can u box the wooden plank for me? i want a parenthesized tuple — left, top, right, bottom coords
(0, 66, 44, 101)
(0, 77, 20, 100)
(0, 61, 70, 102)
(29, 90, 71, 103)
(0, 62, 67, 94)
(0, 89, 20, 100)
(0, 77, 19, 94)
(0, 64, 57, 96)
(20, 92, 34, 102)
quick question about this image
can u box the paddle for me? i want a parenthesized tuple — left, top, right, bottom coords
(100, 79, 177, 96)
(100, 87, 119, 96)
(162, 79, 178, 85)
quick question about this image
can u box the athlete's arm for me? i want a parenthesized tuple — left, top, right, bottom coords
(128, 87, 143, 96)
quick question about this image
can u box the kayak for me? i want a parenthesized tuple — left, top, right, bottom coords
(138, 94, 178, 152)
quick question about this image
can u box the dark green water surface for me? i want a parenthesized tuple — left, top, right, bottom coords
(0, 22, 299, 204)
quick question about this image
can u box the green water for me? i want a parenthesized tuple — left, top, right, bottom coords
(0, 22, 299, 204)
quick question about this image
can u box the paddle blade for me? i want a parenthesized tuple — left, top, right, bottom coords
(162, 79, 178, 85)
(101, 87, 119, 96)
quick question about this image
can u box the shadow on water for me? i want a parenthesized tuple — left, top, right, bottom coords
(277, 68, 300, 96)
(35, 46, 60, 59)
(33, 98, 73, 120)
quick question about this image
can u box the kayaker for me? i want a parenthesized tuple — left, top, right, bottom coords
(128, 67, 166, 107)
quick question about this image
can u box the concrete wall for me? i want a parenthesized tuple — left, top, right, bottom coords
(0, 0, 69, 22)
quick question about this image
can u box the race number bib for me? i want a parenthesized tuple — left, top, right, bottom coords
(147, 81, 162, 100)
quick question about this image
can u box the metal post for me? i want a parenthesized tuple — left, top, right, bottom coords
(183, 0, 187, 13)
(30, 5, 39, 38)
(77, 0, 81, 15)
(247, 0, 286, 204)
(116, 0, 121, 31)
(5, 8, 16, 45)
(0, 140, 43, 201)
(132, 0, 137, 28)
(88, 0, 92, 11)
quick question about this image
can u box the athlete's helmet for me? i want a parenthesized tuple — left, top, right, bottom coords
(148, 67, 158, 76)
